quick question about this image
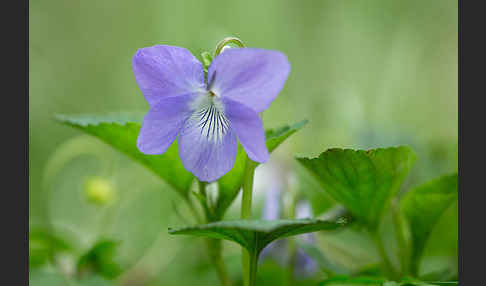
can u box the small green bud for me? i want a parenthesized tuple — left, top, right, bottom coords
(84, 177, 115, 206)
(201, 51, 213, 71)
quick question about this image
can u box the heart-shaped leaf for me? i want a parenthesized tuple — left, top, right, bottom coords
(215, 120, 308, 219)
(169, 217, 349, 255)
(55, 113, 194, 197)
(401, 173, 458, 275)
(296, 146, 416, 229)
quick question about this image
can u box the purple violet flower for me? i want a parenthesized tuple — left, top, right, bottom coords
(132, 45, 290, 182)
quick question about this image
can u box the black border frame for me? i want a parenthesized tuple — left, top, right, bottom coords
(458, 0, 483, 285)
(6, 0, 29, 284)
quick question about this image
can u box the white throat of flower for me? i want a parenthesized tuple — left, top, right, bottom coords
(188, 92, 229, 144)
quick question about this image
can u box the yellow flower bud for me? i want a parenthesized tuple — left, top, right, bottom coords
(84, 177, 115, 206)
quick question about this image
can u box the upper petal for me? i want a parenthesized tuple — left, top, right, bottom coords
(178, 97, 238, 182)
(223, 97, 269, 163)
(208, 48, 290, 113)
(132, 45, 206, 107)
(137, 93, 198, 155)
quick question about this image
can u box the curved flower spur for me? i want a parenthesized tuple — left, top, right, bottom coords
(132, 41, 290, 182)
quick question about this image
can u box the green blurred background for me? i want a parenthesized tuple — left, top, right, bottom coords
(29, 0, 457, 285)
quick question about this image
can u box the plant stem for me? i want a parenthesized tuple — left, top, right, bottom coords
(185, 196, 202, 224)
(241, 156, 257, 286)
(373, 231, 398, 280)
(198, 180, 214, 221)
(286, 238, 297, 286)
(197, 181, 232, 286)
(242, 250, 251, 286)
(198, 180, 207, 197)
(248, 249, 259, 286)
(207, 239, 232, 286)
(391, 201, 410, 276)
(241, 158, 257, 219)
(285, 192, 298, 286)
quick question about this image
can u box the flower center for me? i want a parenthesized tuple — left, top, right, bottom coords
(188, 94, 229, 144)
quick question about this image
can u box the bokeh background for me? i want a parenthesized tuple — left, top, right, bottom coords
(30, 0, 457, 285)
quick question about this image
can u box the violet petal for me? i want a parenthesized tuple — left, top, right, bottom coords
(208, 48, 290, 113)
(223, 97, 269, 163)
(137, 94, 199, 155)
(132, 45, 206, 107)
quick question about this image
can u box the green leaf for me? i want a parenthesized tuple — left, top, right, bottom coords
(377, 203, 413, 276)
(55, 113, 194, 197)
(77, 240, 122, 280)
(265, 120, 308, 153)
(169, 217, 349, 255)
(296, 146, 416, 229)
(296, 163, 337, 216)
(29, 228, 72, 268)
(214, 143, 247, 219)
(215, 120, 308, 219)
(401, 173, 458, 275)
